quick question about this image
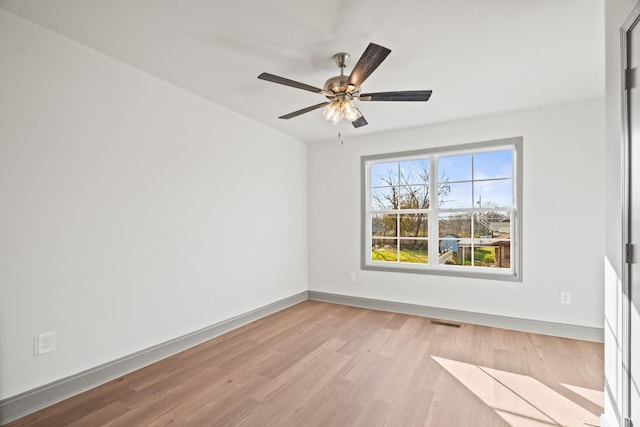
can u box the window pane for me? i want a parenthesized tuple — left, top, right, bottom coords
(372, 239, 398, 262)
(399, 185, 429, 209)
(471, 245, 495, 267)
(438, 182, 472, 208)
(473, 150, 512, 180)
(474, 179, 512, 208)
(439, 212, 472, 238)
(438, 154, 471, 182)
(400, 214, 428, 237)
(490, 239, 511, 268)
(372, 214, 397, 237)
(399, 239, 428, 263)
(439, 239, 461, 265)
(451, 240, 511, 268)
(371, 162, 398, 187)
(474, 211, 511, 237)
(371, 187, 398, 210)
(441, 241, 484, 266)
(446, 243, 491, 267)
(400, 159, 429, 185)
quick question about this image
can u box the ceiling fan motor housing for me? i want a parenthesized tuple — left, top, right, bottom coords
(323, 52, 357, 97)
(324, 75, 352, 95)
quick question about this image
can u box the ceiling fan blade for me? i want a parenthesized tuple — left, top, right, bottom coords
(258, 72, 323, 94)
(351, 115, 368, 128)
(347, 43, 391, 88)
(359, 90, 432, 102)
(279, 102, 330, 119)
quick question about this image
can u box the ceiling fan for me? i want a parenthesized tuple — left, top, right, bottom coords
(258, 43, 432, 128)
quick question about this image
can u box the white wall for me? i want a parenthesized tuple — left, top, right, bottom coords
(308, 100, 604, 329)
(0, 10, 307, 400)
(604, 0, 637, 425)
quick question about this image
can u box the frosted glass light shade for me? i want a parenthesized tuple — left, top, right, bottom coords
(323, 101, 342, 124)
(323, 99, 362, 124)
(342, 100, 361, 122)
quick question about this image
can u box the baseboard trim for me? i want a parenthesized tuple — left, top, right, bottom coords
(0, 291, 308, 425)
(308, 291, 604, 343)
(598, 414, 609, 427)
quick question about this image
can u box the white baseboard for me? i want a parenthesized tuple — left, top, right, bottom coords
(308, 291, 604, 343)
(598, 414, 607, 427)
(0, 291, 308, 425)
(598, 412, 628, 427)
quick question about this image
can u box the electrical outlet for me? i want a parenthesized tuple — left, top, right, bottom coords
(560, 292, 572, 305)
(35, 332, 55, 356)
(347, 272, 356, 283)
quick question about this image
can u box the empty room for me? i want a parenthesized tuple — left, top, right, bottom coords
(0, 0, 637, 426)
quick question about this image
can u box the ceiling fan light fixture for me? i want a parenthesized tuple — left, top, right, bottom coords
(323, 101, 342, 124)
(342, 100, 362, 122)
(323, 99, 362, 124)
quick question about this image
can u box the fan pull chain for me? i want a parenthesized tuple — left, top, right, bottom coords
(338, 131, 344, 146)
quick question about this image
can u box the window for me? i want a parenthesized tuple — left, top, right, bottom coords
(362, 137, 522, 281)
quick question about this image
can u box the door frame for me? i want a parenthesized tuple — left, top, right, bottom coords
(621, 3, 640, 423)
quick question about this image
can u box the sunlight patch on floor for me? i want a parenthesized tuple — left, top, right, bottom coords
(560, 383, 604, 407)
(433, 356, 599, 427)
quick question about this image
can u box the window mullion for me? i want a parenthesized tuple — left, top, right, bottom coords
(471, 154, 475, 267)
(397, 162, 401, 261)
(428, 154, 438, 265)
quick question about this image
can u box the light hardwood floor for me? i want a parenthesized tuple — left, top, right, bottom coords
(6, 301, 604, 426)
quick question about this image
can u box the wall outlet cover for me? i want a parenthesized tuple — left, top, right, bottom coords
(35, 332, 56, 356)
(560, 292, 572, 305)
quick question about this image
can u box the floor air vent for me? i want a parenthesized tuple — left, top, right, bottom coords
(430, 320, 462, 328)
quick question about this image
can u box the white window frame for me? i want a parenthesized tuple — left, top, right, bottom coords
(361, 137, 523, 281)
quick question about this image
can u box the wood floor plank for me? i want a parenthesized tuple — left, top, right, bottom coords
(5, 301, 604, 427)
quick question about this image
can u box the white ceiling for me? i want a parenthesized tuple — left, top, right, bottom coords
(0, 0, 604, 143)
